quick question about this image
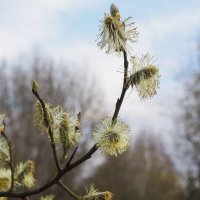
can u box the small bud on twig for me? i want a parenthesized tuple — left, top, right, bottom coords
(32, 80, 39, 93)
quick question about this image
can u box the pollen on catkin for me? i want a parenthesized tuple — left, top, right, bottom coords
(129, 54, 160, 100)
(0, 197, 8, 200)
(53, 111, 81, 148)
(0, 137, 10, 164)
(33, 101, 54, 133)
(93, 118, 131, 156)
(82, 185, 113, 200)
(97, 4, 138, 54)
(0, 114, 5, 132)
(14, 160, 36, 189)
(0, 168, 11, 192)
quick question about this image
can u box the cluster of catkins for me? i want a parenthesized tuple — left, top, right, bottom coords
(0, 115, 35, 192)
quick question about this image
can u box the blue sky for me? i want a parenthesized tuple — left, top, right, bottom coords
(0, 0, 200, 136)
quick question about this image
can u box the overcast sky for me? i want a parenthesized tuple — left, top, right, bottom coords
(0, 0, 200, 136)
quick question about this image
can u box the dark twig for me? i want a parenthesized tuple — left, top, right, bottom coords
(66, 147, 78, 167)
(66, 145, 98, 170)
(32, 90, 61, 172)
(0, 144, 98, 198)
(112, 50, 129, 124)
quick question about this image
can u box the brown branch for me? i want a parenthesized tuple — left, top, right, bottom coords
(0, 144, 98, 198)
(57, 181, 80, 200)
(112, 50, 129, 124)
(66, 144, 98, 170)
(32, 90, 61, 172)
(66, 147, 78, 167)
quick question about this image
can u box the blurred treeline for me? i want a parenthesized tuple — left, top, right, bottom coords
(0, 50, 200, 200)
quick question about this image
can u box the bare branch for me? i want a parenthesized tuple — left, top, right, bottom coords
(66, 147, 78, 167)
(112, 50, 129, 124)
(32, 89, 61, 172)
(57, 180, 80, 200)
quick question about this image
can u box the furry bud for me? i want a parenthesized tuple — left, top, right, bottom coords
(110, 4, 119, 17)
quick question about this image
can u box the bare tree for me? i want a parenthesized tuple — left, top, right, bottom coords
(175, 48, 200, 200)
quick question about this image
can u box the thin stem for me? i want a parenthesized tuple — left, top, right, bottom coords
(32, 90, 61, 172)
(66, 145, 97, 170)
(66, 147, 78, 167)
(0, 145, 98, 198)
(57, 181, 80, 200)
(112, 50, 129, 124)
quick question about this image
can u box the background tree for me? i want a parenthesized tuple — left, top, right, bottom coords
(175, 47, 200, 200)
(84, 133, 184, 200)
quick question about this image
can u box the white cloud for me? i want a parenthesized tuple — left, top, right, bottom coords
(136, 7, 200, 52)
(0, 0, 101, 58)
(48, 40, 122, 97)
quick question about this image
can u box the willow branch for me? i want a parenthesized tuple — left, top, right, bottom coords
(66, 50, 129, 170)
(0, 144, 98, 198)
(57, 181, 80, 200)
(65, 50, 129, 171)
(32, 90, 61, 172)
